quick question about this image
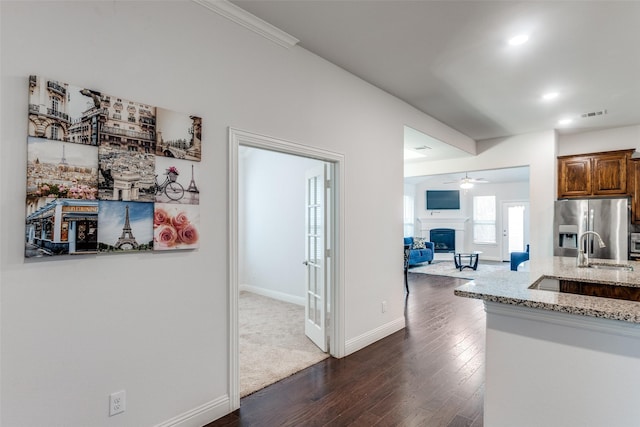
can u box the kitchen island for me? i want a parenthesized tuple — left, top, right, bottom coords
(455, 257, 640, 427)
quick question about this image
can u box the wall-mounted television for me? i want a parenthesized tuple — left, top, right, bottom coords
(426, 190, 460, 210)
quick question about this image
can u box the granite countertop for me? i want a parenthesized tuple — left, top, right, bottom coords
(454, 256, 640, 324)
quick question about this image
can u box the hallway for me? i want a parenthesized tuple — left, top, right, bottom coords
(209, 273, 485, 426)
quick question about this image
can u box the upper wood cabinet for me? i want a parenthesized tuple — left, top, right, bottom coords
(558, 155, 592, 197)
(631, 158, 640, 223)
(558, 149, 634, 199)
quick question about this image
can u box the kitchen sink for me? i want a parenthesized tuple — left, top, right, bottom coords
(585, 262, 634, 271)
(529, 277, 559, 291)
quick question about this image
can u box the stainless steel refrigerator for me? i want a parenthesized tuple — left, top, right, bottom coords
(554, 198, 629, 262)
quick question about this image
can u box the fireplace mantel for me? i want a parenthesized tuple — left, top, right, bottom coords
(418, 217, 469, 230)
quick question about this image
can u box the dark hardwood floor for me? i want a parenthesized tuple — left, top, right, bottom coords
(206, 273, 485, 427)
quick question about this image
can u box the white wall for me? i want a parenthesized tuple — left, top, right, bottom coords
(406, 130, 557, 261)
(558, 125, 640, 156)
(239, 147, 322, 304)
(0, 1, 472, 426)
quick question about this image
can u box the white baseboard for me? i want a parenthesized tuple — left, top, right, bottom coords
(240, 284, 305, 306)
(154, 395, 230, 427)
(344, 316, 406, 356)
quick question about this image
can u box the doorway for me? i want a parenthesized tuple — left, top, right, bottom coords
(238, 146, 328, 397)
(228, 128, 345, 410)
(501, 201, 530, 261)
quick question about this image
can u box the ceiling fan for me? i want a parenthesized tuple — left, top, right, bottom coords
(444, 173, 489, 189)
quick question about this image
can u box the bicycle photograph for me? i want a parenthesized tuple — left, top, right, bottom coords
(155, 167, 184, 202)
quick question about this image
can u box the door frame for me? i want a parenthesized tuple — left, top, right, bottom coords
(228, 127, 345, 410)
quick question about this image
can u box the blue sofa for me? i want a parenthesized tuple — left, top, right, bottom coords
(510, 244, 530, 271)
(404, 237, 434, 266)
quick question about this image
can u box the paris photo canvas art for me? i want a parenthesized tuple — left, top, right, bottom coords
(153, 203, 200, 251)
(154, 157, 200, 205)
(28, 75, 102, 145)
(155, 108, 202, 162)
(25, 75, 203, 258)
(97, 201, 153, 253)
(153, 157, 200, 251)
(97, 94, 157, 202)
(25, 137, 99, 258)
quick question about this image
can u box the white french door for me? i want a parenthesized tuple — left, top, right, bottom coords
(501, 201, 530, 261)
(304, 164, 330, 352)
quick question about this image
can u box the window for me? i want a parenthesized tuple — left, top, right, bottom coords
(50, 123, 59, 140)
(403, 195, 414, 237)
(473, 195, 496, 244)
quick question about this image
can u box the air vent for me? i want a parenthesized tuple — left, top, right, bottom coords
(414, 145, 432, 150)
(580, 109, 608, 118)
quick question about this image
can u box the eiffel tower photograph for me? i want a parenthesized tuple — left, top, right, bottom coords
(155, 157, 200, 205)
(96, 201, 153, 252)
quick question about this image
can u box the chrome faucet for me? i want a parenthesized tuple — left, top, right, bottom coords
(577, 231, 606, 267)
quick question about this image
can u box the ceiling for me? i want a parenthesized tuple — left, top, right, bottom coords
(227, 1, 640, 185)
(403, 166, 530, 188)
(231, 0, 640, 144)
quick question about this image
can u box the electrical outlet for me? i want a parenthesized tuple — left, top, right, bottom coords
(109, 390, 126, 416)
(382, 300, 387, 313)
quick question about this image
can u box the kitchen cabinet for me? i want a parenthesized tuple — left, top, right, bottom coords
(559, 279, 640, 302)
(557, 149, 634, 199)
(557, 155, 592, 197)
(631, 158, 640, 223)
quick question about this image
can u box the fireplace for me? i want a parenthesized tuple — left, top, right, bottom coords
(430, 228, 455, 253)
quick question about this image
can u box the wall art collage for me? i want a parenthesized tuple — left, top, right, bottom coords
(25, 75, 202, 258)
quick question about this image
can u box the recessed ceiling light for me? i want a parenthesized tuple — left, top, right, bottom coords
(508, 34, 529, 46)
(542, 92, 559, 101)
(558, 118, 573, 125)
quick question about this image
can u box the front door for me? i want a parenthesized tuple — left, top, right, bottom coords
(304, 164, 330, 352)
(501, 201, 529, 261)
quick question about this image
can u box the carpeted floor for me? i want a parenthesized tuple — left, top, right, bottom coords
(409, 258, 511, 279)
(239, 291, 329, 397)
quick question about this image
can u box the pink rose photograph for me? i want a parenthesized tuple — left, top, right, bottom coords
(153, 203, 200, 251)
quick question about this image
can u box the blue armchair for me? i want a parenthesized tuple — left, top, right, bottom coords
(404, 237, 434, 266)
(510, 244, 530, 271)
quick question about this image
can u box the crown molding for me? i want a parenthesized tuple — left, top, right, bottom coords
(192, 0, 299, 49)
